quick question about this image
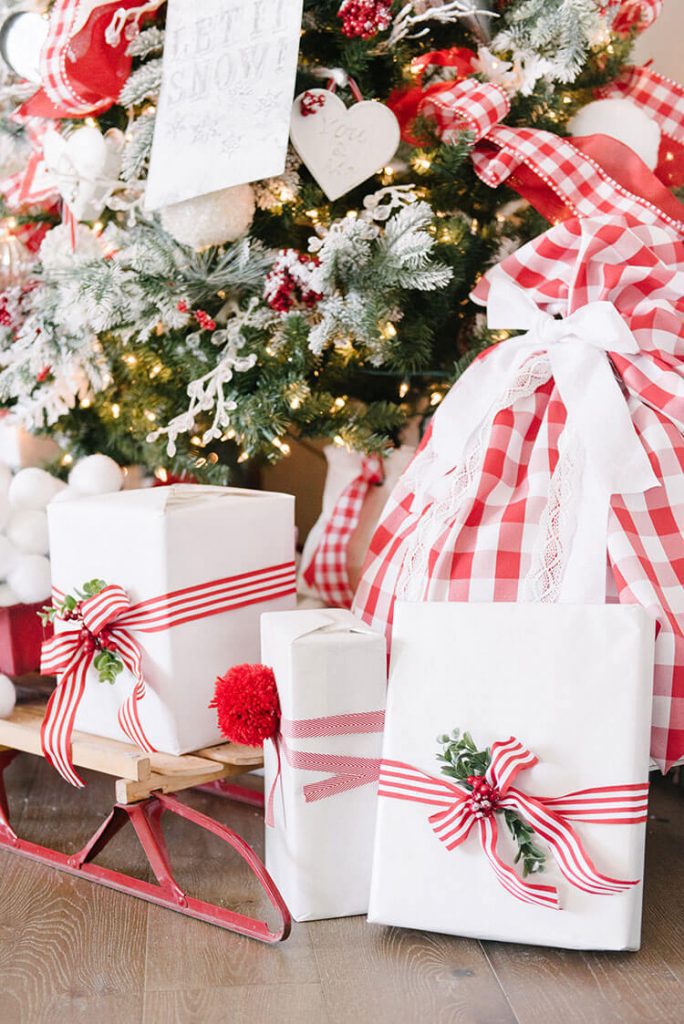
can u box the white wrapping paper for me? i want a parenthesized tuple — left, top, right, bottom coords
(48, 484, 295, 754)
(369, 602, 655, 950)
(261, 609, 387, 921)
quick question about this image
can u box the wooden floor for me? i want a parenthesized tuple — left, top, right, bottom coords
(0, 757, 681, 1024)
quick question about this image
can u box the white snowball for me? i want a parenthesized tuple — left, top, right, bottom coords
(69, 453, 124, 496)
(0, 535, 18, 577)
(0, 461, 12, 496)
(160, 184, 255, 250)
(0, 583, 18, 607)
(49, 485, 77, 504)
(0, 673, 16, 718)
(8, 467, 65, 510)
(8, 554, 52, 604)
(6, 509, 49, 555)
(0, 491, 10, 531)
(568, 98, 661, 171)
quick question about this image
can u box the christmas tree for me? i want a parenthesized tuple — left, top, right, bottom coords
(0, 0, 665, 484)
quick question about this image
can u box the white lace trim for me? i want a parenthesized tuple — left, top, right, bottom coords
(397, 353, 553, 602)
(522, 429, 582, 604)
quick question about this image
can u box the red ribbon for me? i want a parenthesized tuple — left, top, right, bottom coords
(41, 563, 297, 788)
(378, 737, 649, 909)
(303, 454, 384, 609)
(387, 48, 476, 146)
(19, 0, 146, 120)
(265, 709, 385, 827)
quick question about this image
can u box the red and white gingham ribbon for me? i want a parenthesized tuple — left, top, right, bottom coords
(1, 120, 58, 209)
(265, 709, 385, 827)
(378, 737, 649, 909)
(420, 79, 510, 144)
(599, 65, 684, 147)
(303, 455, 384, 608)
(41, 562, 297, 788)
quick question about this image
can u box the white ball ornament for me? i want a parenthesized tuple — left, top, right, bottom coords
(0, 535, 17, 577)
(568, 98, 661, 171)
(160, 185, 256, 250)
(8, 467, 65, 510)
(8, 553, 51, 604)
(0, 583, 19, 607)
(6, 509, 49, 555)
(0, 673, 16, 719)
(49, 486, 77, 504)
(0, 490, 10, 531)
(0, 461, 12, 496)
(69, 454, 124, 496)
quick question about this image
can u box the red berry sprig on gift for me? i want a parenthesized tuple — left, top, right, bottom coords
(264, 250, 322, 314)
(209, 663, 281, 746)
(338, 0, 393, 39)
(39, 579, 125, 684)
(438, 729, 547, 876)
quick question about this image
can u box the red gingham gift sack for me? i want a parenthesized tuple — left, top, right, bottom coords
(353, 216, 684, 771)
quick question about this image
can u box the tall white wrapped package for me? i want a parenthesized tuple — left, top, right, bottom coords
(261, 609, 386, 921)
(47, 485, 295, 755)
(369, 602, 655, 950)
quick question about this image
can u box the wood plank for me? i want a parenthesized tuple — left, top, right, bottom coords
(143, 984, 329, 1024)
(312, 916, 518, 1024)
(0, 703, 151, 782)
(194, 742, 263, 767)
(0, 757, 149, 1023)
(115, 761, 245, 804)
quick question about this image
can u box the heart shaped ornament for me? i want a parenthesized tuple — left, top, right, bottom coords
(290, 89, 401, 201)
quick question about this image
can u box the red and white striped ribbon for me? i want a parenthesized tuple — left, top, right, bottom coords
(378, 736, 648, 910)
(303, 455, 384, 609)
(41, 562, 297, 787)
(265, 709, 385, 827)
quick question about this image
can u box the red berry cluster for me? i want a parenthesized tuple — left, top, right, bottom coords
(78, 624, 116, 655)
(466, 775, 501, 818)
(300, 91, 326, 117)
(36, 366, 51, 383)
(177, 299, 216, 331)
(264, 250, 322, 313)
(338, 0, 393, 39)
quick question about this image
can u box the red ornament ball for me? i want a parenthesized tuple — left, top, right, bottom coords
(209, 663, 281, 746)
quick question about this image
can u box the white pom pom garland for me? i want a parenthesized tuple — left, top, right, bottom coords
(6, 509, 49, 555)
(8, 467, 65, 510)
(8, 553, 52, 604)
(69, 453, 124, 496)
(0, 673, 16, 718)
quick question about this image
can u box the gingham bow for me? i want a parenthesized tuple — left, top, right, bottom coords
(454, 279, 659, 497)
(40, 562, 297, 788)
(378, 737, 649, 909)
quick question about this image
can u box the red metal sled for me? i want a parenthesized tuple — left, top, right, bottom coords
(0, 704, 290, 943)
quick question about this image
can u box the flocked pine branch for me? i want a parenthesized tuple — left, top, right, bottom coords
(119, 58, 163, 106)
(126, 25, 165, 57)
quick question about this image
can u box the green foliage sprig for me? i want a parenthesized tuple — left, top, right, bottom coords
(39, 579, 125, 685)
(437, 729, 547, 876)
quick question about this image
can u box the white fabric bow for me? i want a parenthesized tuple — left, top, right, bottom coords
(434, 279, 659, 496)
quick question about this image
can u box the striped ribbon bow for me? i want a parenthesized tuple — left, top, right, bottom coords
(303, 455, 384, 609)
(265, 709, 385, 827)
(378, 737, 649, 909)
(41, 562, 297, 788)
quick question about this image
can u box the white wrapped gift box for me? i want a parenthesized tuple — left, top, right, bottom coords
(369, 602, 655, 950)
(47, 484, 295, 755)
(261, 609, 387, 921)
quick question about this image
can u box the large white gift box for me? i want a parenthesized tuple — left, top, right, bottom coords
(369, 602, 655, 950)
(261, 609, 387, 922)
(47, 484, 295, 755)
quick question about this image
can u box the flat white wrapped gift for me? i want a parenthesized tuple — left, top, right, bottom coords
(369, 602, 655, 950)
(47, 484, 295, 757)
(261, 609, 386, 922)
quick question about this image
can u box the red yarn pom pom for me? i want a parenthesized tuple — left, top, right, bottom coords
(209, 663, 281, 746)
